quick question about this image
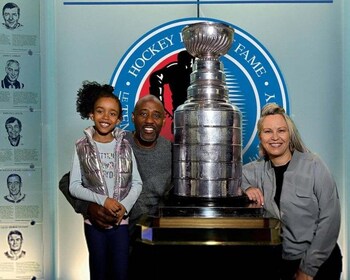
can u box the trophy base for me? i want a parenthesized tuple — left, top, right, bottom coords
(130, 195, 281, 280)
(129, 194, 281, 279)
(136, 194, 280, 245)
(158, 194, 262, 218)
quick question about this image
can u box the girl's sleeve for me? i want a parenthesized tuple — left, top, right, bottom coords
(69, 147, 108, 206)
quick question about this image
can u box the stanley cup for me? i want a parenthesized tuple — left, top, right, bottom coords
(173, 22, 242, 199)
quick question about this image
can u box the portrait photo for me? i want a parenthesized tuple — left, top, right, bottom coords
(1, 59, 24, 89)
(4, 173, 25, 203)
(0, 0, 40, 53)
(2, 2, 22, 30)
(4, 230, 26, 260)
(5, 116, 22, 147)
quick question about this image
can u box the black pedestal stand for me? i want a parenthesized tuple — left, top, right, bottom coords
(129, 195, 281, 280)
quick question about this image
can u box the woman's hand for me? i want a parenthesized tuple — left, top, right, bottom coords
(295, 269, 313, 280)
(244, 186, 264, 206)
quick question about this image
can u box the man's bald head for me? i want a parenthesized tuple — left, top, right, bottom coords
(134, 95, 164, 113)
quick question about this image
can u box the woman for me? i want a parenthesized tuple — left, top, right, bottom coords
(241, 103, 342, 280)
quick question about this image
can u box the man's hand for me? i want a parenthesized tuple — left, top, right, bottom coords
(87, 202, 117, 228)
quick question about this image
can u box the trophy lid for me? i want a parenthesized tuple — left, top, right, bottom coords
(182, 22, 234, 59)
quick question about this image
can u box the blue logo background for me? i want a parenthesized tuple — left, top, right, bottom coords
(110, 17, 289, 163)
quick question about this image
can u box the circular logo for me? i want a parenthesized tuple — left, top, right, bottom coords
(110, 17, 289, 163)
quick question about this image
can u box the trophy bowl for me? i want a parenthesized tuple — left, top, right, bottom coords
(182, 22, 234, 59)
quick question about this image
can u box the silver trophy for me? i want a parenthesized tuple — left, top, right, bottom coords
(173, 22, 242, 199)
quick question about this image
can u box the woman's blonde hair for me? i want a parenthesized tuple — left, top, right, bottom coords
(257, 103, 308, 158)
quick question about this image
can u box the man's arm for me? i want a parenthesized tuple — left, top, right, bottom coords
(58, 172, 117, 228)
(58, 172, 89, 216)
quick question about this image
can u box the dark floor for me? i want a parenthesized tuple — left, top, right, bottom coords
(129, 242, 281, 280)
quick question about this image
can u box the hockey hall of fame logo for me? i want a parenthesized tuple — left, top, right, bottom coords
(110, 17, 289, 164)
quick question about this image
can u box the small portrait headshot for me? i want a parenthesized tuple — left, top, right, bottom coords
(1, 59, 24, 89)
(4, 173, 25, 203)
(2, 2, 22, 30)
(5, 116, 22, 147)
(4, 230, 26, 260)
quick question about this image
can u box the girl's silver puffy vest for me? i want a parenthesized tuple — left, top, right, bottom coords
(75, 126, 132, 201)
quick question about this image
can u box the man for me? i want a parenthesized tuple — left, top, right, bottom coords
(2, 2, 22, 30)
(4, 230, 26, 260)
(5, 116, 22, 147)
(59, 94, 172, 237)
(4, 173, 25, 203)
(1, 59, 24, 89)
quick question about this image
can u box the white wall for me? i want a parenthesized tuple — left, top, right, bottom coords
(342, 0, 349, 278)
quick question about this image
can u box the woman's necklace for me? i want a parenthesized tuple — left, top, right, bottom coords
(272, 153, 292, 167)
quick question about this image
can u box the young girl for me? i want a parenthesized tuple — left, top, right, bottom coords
(69, 81, 142, 280)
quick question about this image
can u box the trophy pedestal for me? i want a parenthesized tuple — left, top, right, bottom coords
(137, 195, 280, 245)
(129, 195, 281, 279)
